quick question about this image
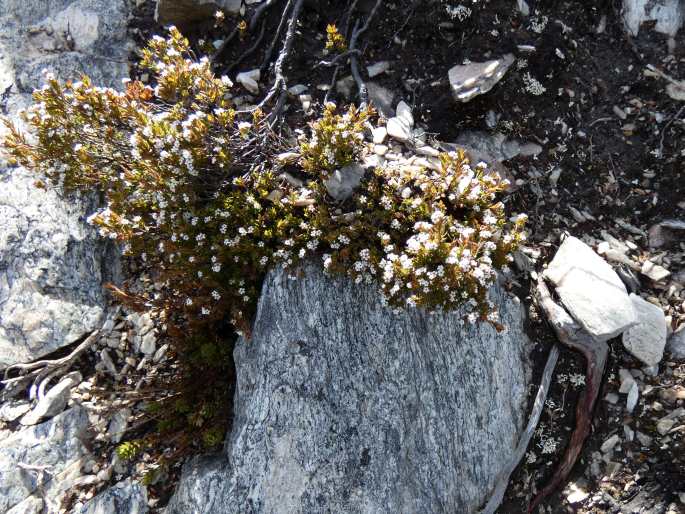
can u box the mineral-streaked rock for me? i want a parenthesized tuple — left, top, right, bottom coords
(623, 294, 667, 366)
(448, 54, 515, 103)
(75, 479, 148, 514)
(0, 408, 90, 512)
(156, 0, 242, 26)
(544, 236, 636, 341)
(168, 262, 530, 514)
(0, 0, 126, 368)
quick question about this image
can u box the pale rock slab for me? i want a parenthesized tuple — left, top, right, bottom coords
(448, 54, 515, 103)
(623, 294, 668, 366)
(667, 326, 685, 359)
(544, 236, 637, 341)
(168, 262, 530, 514)
(0, 0, 127, 368)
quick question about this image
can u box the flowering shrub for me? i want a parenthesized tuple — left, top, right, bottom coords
(2, 25, 527, 472)
(325, 24, 347, 53)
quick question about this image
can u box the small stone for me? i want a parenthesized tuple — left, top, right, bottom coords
(287, 84, 307, 95)
(622, 294, 667, 366)
(395, 101, 414, 128)
(636, 431, 652, 446)
(153, 343, 169, 363)
(666, 327, 685, 359)
(236, 69, 260, 95)
(372, 127, 387, 144)
(448, 54, 515, 102)
(600, 433, 620, 453)
(276, 152, 299, 165)
(323, 163, 365, 201)
(139, 331, 156, 355)
(656, 418, 675, 435)
(107, 408, 130, 444)
(386, 117, 411, 142)
(366, 82, 395, 118)
(624, 424, 634, 441)
(373, 145, 388, 156)
(641, 260, 671, 282)
(605, 392, 619, 404)
(0, 401, 31, 423)
(619, 369, 636, 393)
(566, 484, 589, 504)
(626, 382, 639, 413)
(367, 61, 390, 78)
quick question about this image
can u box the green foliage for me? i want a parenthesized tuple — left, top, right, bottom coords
(325, 24, 347, 53)
(2, 26, 527, 475)
(299, 102, 372, 177)
(116, 440, 143, 461)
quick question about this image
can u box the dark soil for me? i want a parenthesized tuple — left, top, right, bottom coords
(128, 0, 685, 512)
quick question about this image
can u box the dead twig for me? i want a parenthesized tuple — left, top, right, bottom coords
(349, 0, 383, 105)
(480, 339, 560, 514)
(259, 0, 305, 108)
(2, 307, 120, 399)
(260, 0, 293, 72)
(528, 278, 608, 512)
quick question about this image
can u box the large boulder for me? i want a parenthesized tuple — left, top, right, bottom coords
(0, 0, 127, 368)
(168, 262, 531, 514)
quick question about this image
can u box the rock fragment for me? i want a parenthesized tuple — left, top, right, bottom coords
(622, 294, 667, 366)
(236, 69, 260, 95)
(543, 236, 636, 341)
(323, 163, 365, 201)
(20, 372, 82, 426)
(448, 54, 515, 103)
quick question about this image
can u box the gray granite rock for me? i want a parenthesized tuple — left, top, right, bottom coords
(76, 479, 148, 514)
(20, 371, 82, 426)
(155, 0, 242, 26)
(0, 0, 127, 368)
(623, 294, 668, 366)
(0, 407, 90, 513)
(168, 262, 531, 514)
(544, 236, 637, 341)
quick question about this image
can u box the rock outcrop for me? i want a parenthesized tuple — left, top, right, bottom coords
(0, 0, 127, 367)
(168, 262, 531, 514)
(0, 407, 90, 513)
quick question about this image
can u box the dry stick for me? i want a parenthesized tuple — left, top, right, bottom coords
(349, 0, 383, 105)
(226, 19, 267, 73)
(1, 307, 120, 397)
(259, 0, 305, 108)
(480, 342, 560, 514)
(528, 278, 609, 513)
(213, 0, 280, 65)
(260, 0, 293, 72)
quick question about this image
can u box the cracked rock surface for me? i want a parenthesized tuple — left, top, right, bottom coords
(168, 262, 531, 514)
(0, 0, 128, 367)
